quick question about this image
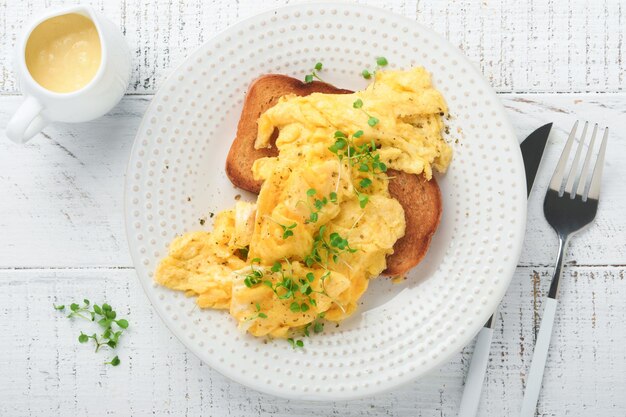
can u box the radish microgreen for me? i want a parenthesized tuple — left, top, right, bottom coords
(53, 300, 128, 366)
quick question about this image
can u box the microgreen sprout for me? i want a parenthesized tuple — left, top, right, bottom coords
(246, 302, 268, 321)
(355, 189, 369, 208)
(328, 130, 388, 208)
(304, 225, 357, 268)
(328, 131, 349, 156)
(359, 178, 373, 188)
(105, 356, 121, 366)
(303, 311, 327, 339)
(361, 56, 389, 80)
(376, 56, 388, 66)
(303, 188, 338, 224)
(287, 338, 304, 349)
(54, 300, 129, 366)
(314, 320, 324, 333)
(352, 99, 379, 127)
(264, 262, 314, 309)
(304, 61, 324, 83)
(280, 223, 297, 239)
(243, 258, 264, 288)
(266, 217, 297, 239)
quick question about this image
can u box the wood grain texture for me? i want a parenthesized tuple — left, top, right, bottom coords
(0, 0, 624, 94)
(1, 266, 624, 416)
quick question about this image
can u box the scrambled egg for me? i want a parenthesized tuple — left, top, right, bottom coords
(156, 67, 452, 338)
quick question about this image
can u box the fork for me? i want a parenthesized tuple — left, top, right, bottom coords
(520, 121, 609, 417)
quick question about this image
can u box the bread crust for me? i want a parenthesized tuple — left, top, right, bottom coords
(383, 170, 442, 276)
(225, 75, 442, 277)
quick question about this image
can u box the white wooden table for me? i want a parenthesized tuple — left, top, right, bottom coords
(1, 1, 625, 416)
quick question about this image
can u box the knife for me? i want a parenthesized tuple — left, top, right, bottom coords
(458, 123, 552, 417)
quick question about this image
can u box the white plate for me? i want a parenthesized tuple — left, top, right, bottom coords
(125, 2, 526, 400)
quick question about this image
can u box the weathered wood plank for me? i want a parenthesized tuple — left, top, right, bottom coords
(0, 97, 146, 267)
(0, 0, 623, 95)
(1, 94, 624, 268)
(0, 266, 623, 416)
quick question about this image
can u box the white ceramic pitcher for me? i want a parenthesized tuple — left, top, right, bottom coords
(6, 5, 130, 144)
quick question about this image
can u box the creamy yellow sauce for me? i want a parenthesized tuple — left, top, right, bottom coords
(155, 68, 452, 339)
(25, 13, 101, 93)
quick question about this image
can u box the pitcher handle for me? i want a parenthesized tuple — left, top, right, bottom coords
(6, 96, 48, 143)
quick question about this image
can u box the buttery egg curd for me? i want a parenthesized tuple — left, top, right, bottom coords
(155, 67, 452, 339)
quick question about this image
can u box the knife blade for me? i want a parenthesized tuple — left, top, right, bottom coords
(458, 123, 552, 417)
(521, 123, 553, 196)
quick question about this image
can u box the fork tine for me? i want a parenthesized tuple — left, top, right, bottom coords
(549, 120, 578, 192)
(585, 127, 609, 201)
(564, 121, 589, 197)
(575, 123, 598, 197)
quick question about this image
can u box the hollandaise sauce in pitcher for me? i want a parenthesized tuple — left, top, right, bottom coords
(6, 6, 130, 144)
(25, 13, 102, 93)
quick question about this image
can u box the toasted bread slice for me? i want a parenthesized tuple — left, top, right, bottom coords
(382, 170, 442, 276)
(226, 74, 352, 193)
(226, 75, 442, 277)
